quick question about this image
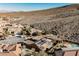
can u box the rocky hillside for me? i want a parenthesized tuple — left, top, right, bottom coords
(9, 4, 79, 24)
(32, 15, 79, 40)
(1, 4, 79, 41)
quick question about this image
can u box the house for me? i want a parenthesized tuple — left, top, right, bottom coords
(0, 44, 21, 56)
(23, 40, 40, 51)
(54, 47, 79, 56)
(22, 37, 53, 51)
(62, 47, 79, 56)
(35, 38, 53, 51)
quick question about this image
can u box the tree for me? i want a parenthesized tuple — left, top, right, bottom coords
(11, 31, 14, 36)
(37, 50, 48, 56)
(3, 27, 10, 36)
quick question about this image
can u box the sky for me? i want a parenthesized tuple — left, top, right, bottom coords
(0, 3, 71, 12)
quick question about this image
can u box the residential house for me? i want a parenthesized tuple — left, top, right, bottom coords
(35, 38, 53, 51)
(0, 44, 21, 56)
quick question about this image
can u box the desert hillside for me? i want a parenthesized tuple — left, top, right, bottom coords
(0, 4, 79, 56)
(0, 4, 79, 42)
(2, 4, 79, 24)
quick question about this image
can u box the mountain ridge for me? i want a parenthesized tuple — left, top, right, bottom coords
(0, 4, 79, 17)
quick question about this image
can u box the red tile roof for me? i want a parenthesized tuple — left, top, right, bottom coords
(0, 45, 16, 51)
(7, 45, 16, 51)
(64, 51, 77, 56)
(0, 52, 17, 56)
(0, 44, 21, 56)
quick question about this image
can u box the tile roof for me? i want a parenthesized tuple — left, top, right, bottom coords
(0, 52, 17, 56)
(0, 44, 21, 56)
(0, 45, 16, 51)
(7, 45, 16, 51)
(64, 51, 77, 56)
(62, 48, 79, 56)
(54, 48, 79, 56)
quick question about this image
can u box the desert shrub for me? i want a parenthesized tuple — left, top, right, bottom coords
(3, 27, 10, 36)
(42, 28, 49, 34)
(51, 30, 58, 35)
(11, 31, 14, 36)
(32, 32, 38, 36)
(30, 25, 34, 28)
(26, 30, 31, 36)
(42, 30, 47, 35)
(37, 51, 48, 56)
(21, 26, 31, 36)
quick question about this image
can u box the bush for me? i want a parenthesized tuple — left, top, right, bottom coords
(51, 30, 58, 35)
(32, 32, 38, 36)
